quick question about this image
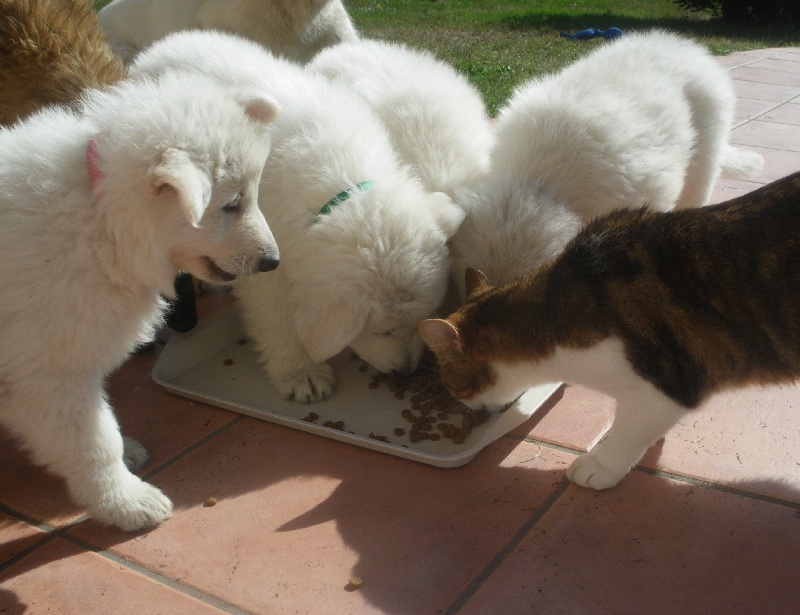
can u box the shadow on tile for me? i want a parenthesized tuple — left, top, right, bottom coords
(60, 427, 573, 614)
(459, 472, 800, 615)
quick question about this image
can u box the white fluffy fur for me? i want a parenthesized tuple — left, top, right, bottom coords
(450, 30, 764, 299)
(98, 0, 358, 63)
(0, 70, 280, 530)
(309, 39, 495, 196)
(132, 31, 465, 402)
(465, 338, 686, 491)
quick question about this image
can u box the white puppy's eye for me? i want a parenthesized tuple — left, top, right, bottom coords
(375, 329, 395, 338)
(222, 192, 243, 213)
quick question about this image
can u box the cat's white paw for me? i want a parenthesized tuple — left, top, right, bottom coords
(274, 363, 335, 403)
(91, 477, 173, 531)
(567, 453, 627, 490)
(122, 436, 149, 473)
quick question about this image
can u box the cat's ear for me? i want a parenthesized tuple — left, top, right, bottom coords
(465, 268, 492, 298)
(418, 319, 462, 353)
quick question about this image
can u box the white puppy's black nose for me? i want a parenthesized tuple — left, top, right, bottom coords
(260, 256, 280, 272)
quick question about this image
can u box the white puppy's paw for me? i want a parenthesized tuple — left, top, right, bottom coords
(567, 453, 626, 490)
(92, 477, 173, 532)
(122, 436, 149, 473)
(275, 363, 335, 403)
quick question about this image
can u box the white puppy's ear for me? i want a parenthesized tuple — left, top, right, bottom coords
(240, 94, 281, 125)
(149, 148, 210, 228)
(295, 297, 367, 363)
(428, 192, 466, 238)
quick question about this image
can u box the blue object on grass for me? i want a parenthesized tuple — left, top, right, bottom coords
(560, 27, 623, 41)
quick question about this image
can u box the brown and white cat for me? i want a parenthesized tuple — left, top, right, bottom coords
(420, 170, 800, 490)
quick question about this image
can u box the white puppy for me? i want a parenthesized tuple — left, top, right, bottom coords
(98, 0, 358, 63)
(309, 39, 495, 196)
(132, 31, 464, 402)
(0, 70, 280, 530)
(450, 30, 764, 299)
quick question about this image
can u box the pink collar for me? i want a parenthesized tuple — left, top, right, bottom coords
(86, 135, 103, 190)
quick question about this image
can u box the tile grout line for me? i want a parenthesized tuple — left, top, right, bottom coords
(732, 92, 800, 129)
(733, 100, 787, 129)
(443, 476, 572, 615)
(62, 533, 254, 615)
(0, 417, 247, 579)
(0, 504, 252, 612)
(637, 467, 800, 510)
(142, 413, 247, 481)
(506, 435, 800, 511)
(724, 49, 796, 70)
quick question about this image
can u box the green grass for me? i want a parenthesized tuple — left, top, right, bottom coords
(344, 0, 800, 113)
(93, 0, 799, 114)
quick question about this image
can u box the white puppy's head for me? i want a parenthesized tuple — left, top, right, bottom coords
(287, 179, 465, 375)
(85, 71, 282, 295)
(450, 174, 583, 301)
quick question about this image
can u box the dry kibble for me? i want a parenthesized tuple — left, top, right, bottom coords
(348, 576, 363, 589)
(354, 352, 488, 447)
(223, 358, 234, 366)
(203, 497, 218, 507)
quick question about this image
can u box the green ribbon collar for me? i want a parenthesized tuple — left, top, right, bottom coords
(317, 181, 373, 217)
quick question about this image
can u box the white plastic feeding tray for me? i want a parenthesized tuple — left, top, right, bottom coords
(152, 307, 561, 467)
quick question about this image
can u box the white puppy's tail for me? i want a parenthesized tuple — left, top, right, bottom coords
(720, 145, 764, 179)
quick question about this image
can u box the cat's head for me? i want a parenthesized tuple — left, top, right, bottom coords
(419, 269, 522, 411)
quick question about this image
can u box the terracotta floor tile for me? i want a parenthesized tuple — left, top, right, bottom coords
(751, 58, 800, 74)
(732, 119, 800, 152)
(732, 78, 800, 103)
(0, 511, 49, 567)
(0, 347, 238, 529)
(458, 472, 800, 615)
(68, 420, 573, 615)
(0, 537, 227, 614)
(759, 101, 800, 124)
(639, 384, 800, 503)
(728, 145, 800, 184)
(515, 385, 614, 453)
(732, 96, 780, 124)
(108, 346, 240, 474)
(0, 433, 86, 529)
(721, 48, 792, 64)
(728, 66, 800, 87)
(708, 177, 766, 204)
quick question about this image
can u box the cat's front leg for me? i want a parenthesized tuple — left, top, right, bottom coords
(567, 383, 686, 489)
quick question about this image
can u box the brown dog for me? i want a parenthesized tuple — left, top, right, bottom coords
(0, 0, 201, 332)
(0, 0, 125, 124)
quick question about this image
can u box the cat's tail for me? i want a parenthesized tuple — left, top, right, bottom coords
(720, 145, 765, 179)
